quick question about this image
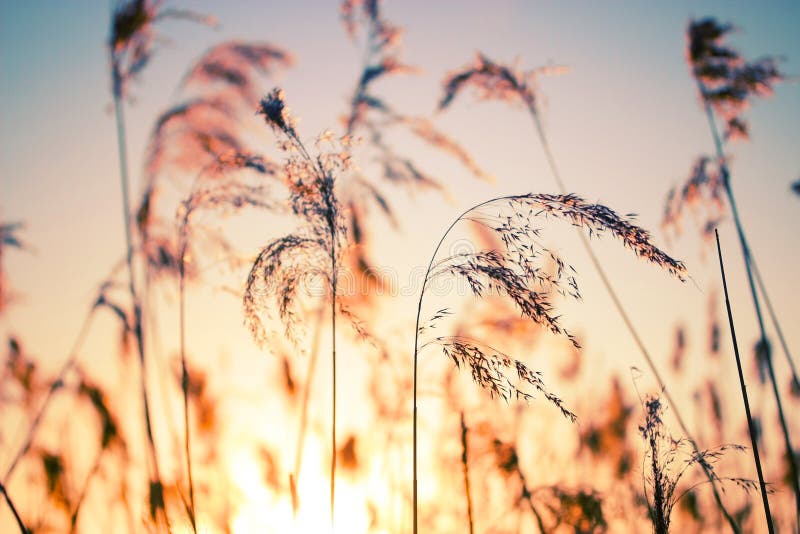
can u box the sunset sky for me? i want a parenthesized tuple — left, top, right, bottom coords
(1, 1, 798, 532)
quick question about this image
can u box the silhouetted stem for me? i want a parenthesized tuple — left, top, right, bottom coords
(111, 64, 170, 533)
(525, 102, 741, 533)
(413, 195, 513, 534)
(69, 445, 106, 533)
(750, 257, 800, 392)
(178, 221, 197, 534)
(715, 229, 775, 534)
(330, 220, 338, 529)
(0, 483, 28, 534)
(460, 412, 475, 534)
(1, 302, 96, 485)
(701, 96, 800, 521)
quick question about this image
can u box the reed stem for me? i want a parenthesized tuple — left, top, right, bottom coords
(701, 96, 799, 521)
(715, 229, 775, 534)
(0, 483, 28, 534)
(111, 62, 170, 532)
(178, 222, 197, 534)
(525, 101, 741, 533)
(460, 412, 475, 534)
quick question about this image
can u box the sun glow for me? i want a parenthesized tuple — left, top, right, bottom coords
(226, 440, 392, 534)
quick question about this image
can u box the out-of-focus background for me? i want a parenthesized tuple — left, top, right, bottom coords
(1, 1, 798, 532)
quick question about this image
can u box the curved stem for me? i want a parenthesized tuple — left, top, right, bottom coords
(413, 194, 517, 534)
(178, 218, 197, 534)
(525, 100, 741, 533)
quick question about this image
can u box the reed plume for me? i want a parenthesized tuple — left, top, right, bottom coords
(439, 51, 743, 531)
(340, 0, 493, 282)
(176, 154, 278, 530)
(109, 1, 216, 528)
(136, 36, 290, 528)
(682, 17, 798, 517)
(639, 395, 761, 534)
(412, 192, 685, 533)
(139, 40, 292, 283)
(244, 89, 352, 527)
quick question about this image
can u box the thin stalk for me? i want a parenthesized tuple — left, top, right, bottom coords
(178, 223, 197, 534)
(515, 453, 545, 533)
(715, 229, 775, 534)
(281, 128, 340, 529)
(701, 96, 800, 520)
(697, 77, 799, 391)
(330, 221, 338, 529)
(69, 445, 106, 533)
(111, 65, 170, 532)
(524, 102, 740, 532)
(750, 257, 800, 392)
(413, 196, 510, 534)
(459, 412, 475, 534)
(0, 483, 28, 534)
(2, 305, 96, 485)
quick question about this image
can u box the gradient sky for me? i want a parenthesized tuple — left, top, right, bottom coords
(1, 1, 800, 532)
(2, 0, 797, 366)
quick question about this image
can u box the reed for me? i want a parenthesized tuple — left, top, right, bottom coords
(411, 192, 684, 533)
(244, 89, 353, 527)
(439, 51, 743, 531)
(109, 1, 214, 528)
(683, 18, 798, 518)
(639, 394, 761, 534)
(715, 229, 774, 533)
(0, 482, 28, 534)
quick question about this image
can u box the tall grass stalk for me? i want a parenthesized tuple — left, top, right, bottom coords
(751, 257, 799, 393)
(110, 73, 170, 531)
(1, 302, 97, 485)
(706, 121, 800, 521)
(701, 102, 799, 518)
(329, 206, 339, 528)
(245, 89, 350, 529)
(176, 157, 277, 531)
(459, 412, 475, 534)
(177, 219, 197, 533)
(108, 2, 215, 527)
(685, 19, 798, 519)
(715, 229, 774, 533)
(439, 54, 740, 531)
(0, 482, 28, 534)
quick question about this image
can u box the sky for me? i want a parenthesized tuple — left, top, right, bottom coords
(2, 0, 797, 377)
(0, 1, 799, 531)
